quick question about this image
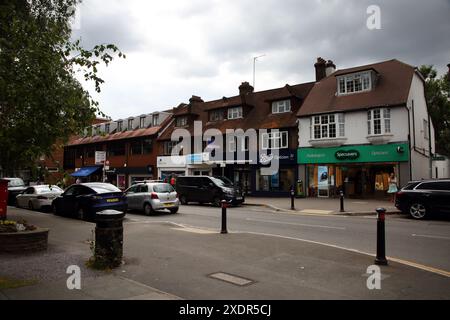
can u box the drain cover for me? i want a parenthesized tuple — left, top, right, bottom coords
(209, 272, 254, 286)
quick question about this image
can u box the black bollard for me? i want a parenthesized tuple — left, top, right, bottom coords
(340, 191, 345, 212)
(95, 210, 125, 268)
(290, 187, 295, 210)
(374, 207, 388, 266)
(221, 200, 228, 234)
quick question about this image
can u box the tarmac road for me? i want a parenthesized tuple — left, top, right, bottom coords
(125, 203, 450, 273)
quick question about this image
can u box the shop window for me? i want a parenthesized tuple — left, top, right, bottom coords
(256, 168, 294, 192)
(368, 108, 390, 135)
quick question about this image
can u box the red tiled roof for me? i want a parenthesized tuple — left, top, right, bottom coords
(68, 126, 161, 146)
(297, 59, 416, 117)
(158, 82, 314, 140)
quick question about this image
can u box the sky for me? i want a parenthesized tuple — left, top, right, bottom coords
(71, 0, 450, 120)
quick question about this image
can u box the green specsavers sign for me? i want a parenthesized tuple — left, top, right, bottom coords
(298, 143, 409, 164)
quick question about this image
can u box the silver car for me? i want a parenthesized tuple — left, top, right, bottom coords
(16, 185, 64, 211)
(125, 182, 179, 215)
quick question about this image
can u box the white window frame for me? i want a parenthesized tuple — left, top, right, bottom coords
(152, 114, 159, 126)
(311, 113, 344, 140)
(128, 119, 134, 130)
(227, 106, 243, 119)
(140, 117, 145, 128)
(367, 108, 391, 135)
(272, 100, 291, 114)
(176, 116, 188, 127)
(337, 71, 372, 95)
(261, 131, 288, 150)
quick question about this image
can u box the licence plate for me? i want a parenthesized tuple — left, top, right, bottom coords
(163, 203, 174, 207)
(236, 197, 243, 200)
(107, 198, 119, 203)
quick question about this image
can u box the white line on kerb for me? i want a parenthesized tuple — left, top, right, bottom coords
(245, 217, 346, 230)
(411, 234, 450, 240)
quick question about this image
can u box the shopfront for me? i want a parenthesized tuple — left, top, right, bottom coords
(297, 143, 410, 199)
(253, 149, 298, 196)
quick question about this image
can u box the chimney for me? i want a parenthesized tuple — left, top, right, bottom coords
(314, 57, 327, 82)
(239, 81, 254, 95)
(189, 95, 203, 104)
(325, 60, 336, 77)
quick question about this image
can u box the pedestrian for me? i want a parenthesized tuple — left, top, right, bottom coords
(387, 172, 398, 202)
(170, 174, 176, 186)
(76, 178, 81, 184)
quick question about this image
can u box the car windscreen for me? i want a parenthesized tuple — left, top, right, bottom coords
(36, 186, 63, 194)
(153, 184, 175, 193)
(402, 182, 421, 190)
(87, 184, 122, 194)
(210, 177, 233, 188)
(7, 178, 25, 187)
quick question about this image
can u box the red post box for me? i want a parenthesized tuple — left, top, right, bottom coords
(0, 179, 8, 220)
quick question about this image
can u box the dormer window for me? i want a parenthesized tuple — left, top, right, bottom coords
(228, 106, 243, 119)
(117, 121, 123, 131)
(128, 119, 134, 130)
(210, 109, 224, 121)
(152, 114, 159, 126)
(105, 123, 110, 134)
(272, 100, 291, 114)
(337, 71, 371, 95)
(140, 116, 145, 128)
(176, 116, 188, 127)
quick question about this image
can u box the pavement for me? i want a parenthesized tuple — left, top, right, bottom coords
(1, 207, 449, 300)
(243, 196, 401, 215)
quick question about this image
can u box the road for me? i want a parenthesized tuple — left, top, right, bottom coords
(125, 204, 450, 273)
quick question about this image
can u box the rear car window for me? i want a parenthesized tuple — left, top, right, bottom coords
(415, 182, 450, 191)
(87, 184, 121, 193)
(7, 178, 25, 187)
(36, 186, 63, 194)
(153, 184, 175, 193)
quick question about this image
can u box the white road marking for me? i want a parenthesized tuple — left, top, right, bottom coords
(411, 234, 450, 240)
(298, 209, 333, 214)
(172, 227, 217, 234)
(245, 217, 346, 230)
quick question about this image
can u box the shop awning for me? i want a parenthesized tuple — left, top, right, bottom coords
(71, 166, 102, 177)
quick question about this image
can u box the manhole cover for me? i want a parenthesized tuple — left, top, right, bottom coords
(208, 272, 254, 286)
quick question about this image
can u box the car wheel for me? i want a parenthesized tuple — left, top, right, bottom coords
(180, 195, 188, 205)
(169, 207, 179, 214)
(213, 197, 221, 207)
(77, 207, 86, 220)
(409, 202, 428, 220)
(28, 201, 34, 211)
(144, 203, 154, 216)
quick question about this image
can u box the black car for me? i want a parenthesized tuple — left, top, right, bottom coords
(175, 176, 244, 207)
(395, 179, 450, 219)
(3, 178, 27, 206)
(52, 183, 127, 220)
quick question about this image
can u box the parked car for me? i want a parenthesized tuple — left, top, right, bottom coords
(16, 185, 63, 211)
(3, 177, 27, 206)
(175, 176, 244, 207)
(52, 183, 127, 220)
(125, 182, 179, 215)
(395, 179, 450, 219)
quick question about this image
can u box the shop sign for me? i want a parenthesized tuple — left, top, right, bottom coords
(335, 150, 360, 160)
(297, 143, 409, 164)
(259, 150, 296, 165)
(186, 153, 209, 164)
(157, 156, 186, 168)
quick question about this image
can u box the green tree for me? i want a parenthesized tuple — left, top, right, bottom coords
(0, 0, 125, 175)
(419, 65, 450, 156)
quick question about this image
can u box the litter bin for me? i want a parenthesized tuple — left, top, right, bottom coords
(94, 210, 125, 268)
(0, 179, 8, 220)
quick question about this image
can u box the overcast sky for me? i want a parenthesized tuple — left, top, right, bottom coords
(72, 0, 450, 120)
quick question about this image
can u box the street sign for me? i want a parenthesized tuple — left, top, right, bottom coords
(95, 151, 106, 164)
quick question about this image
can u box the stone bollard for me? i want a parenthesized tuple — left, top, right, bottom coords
(94, 210, 125, 268)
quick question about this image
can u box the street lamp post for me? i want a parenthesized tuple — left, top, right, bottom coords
(253, 54, 266, 89)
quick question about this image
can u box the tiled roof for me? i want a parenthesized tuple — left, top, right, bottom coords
(297, 59, 416, 117)
(68, 126, 161, 146)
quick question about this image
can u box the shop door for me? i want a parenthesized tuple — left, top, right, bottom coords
(234, 171, 251, 194)
(317, 166, 329, 197)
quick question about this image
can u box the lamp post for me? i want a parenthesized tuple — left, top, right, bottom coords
(253, 54, 266, 89)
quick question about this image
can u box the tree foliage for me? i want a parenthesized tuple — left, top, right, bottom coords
(0, 0, 125, 174)
(419, 65, 450, 156)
